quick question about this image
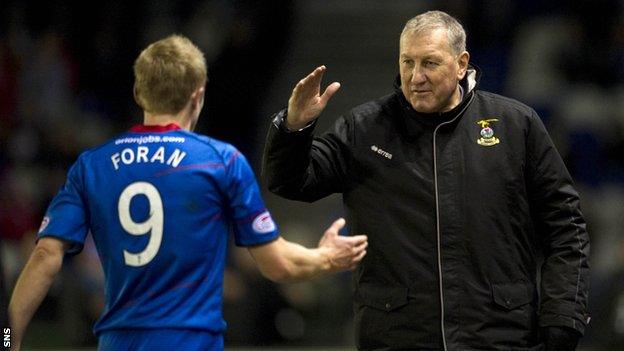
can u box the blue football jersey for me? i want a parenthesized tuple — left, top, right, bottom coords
(38, 124, 279, 336)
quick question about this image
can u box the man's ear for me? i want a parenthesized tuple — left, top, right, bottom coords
(133, 85, 143, 109)
(457, 51, 470, 80)
(191, 87, 205, 109)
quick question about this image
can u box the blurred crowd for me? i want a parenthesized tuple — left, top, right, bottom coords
(0, 0, 623, 349)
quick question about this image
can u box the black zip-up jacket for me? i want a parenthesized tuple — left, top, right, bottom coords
(262, 68, 590, 350)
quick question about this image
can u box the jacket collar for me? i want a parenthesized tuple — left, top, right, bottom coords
(391, 64, 481, 135)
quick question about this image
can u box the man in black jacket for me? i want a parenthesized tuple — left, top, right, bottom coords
(262, 10, 590, 351)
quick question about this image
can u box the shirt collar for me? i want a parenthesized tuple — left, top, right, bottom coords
(129, 123, 182, 133)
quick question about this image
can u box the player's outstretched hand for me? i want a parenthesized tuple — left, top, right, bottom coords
(286, 65, 341, 130)
(318, 218, 367, 272)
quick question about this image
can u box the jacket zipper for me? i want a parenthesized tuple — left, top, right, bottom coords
(432, 92, 474, 351)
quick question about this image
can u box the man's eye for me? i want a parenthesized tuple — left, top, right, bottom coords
(425, 60, 439, 67)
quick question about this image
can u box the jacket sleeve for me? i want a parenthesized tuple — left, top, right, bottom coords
(525, 111, 590, 335)
(262, 109, 351, 202)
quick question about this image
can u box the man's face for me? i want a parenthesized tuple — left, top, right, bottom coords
(399, 28, 469, 113)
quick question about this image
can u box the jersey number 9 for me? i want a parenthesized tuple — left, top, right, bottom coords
(118, 181, 164, 267)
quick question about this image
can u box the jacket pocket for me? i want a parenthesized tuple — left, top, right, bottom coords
(357, 284, 409, 311)
(355, 285, 424, 350)
(491, 281, 533, 310)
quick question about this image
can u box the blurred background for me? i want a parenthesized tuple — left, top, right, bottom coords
(1, 0, 623, 350)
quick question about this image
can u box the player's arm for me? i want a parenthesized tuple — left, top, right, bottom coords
(248, 218, 367, 283)
(9, 237, 69, 351)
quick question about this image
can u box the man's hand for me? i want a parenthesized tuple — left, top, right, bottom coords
(286, 65, 341, 130)
(318, 218, 367, 272)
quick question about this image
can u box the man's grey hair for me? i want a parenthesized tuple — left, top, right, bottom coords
(400, 10, 466, 55)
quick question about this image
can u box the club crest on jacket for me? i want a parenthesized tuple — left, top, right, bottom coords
(476, 118, 500, 146)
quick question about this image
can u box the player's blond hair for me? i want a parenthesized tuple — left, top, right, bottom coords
(133, 35, 207, 115)
(401, 11, 466, 55)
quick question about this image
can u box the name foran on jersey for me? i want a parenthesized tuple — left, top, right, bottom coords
(111, 146, 187, 170)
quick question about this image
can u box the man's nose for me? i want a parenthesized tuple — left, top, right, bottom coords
(410, 67, 426, 84)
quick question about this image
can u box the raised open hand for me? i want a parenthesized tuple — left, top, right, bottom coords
(286, 65, 341, 130)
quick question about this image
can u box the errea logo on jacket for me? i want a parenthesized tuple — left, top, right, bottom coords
(371, 145, 393, 159)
